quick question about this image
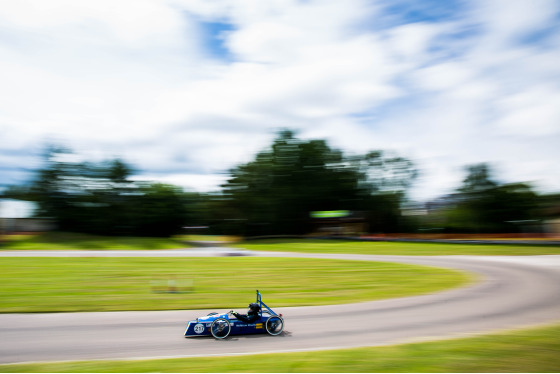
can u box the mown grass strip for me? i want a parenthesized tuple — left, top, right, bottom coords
(236, 239, 560, 255)
(0, 257, 470, 313)
(3, 234, 558, 255)
(0, 232, 188, 250)
(2, 323, 559, 372)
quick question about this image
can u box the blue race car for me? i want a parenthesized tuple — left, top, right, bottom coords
(184, 290, 284, 339)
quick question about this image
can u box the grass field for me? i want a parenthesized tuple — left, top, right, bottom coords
(235, 239, 560, 255)
(2, 322, 558, 372)
(0, 257, 470, 313)
(1, 236, 557, 372)
(2, 233, 559, 255)
(0, 232, 188, 250)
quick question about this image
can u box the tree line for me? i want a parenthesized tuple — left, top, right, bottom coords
(2, 131, 554, 237)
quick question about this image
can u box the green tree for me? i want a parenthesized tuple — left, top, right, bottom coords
(459, 163, 498, 193)
(128, 183, 190, 237)
(221, 130, 417, 235)
(107, 158, 134, 183)
(445, 164, 540, 233)
(355, 151, 418, 193)
(25, 145, 193, 236)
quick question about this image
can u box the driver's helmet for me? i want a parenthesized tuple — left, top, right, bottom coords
(248, 303, 261, 313)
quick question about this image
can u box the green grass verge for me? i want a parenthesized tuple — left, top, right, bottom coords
(235, 239, 560, 255)
(0, 232, 188, 250)
(0, 257, 470, 313)
(3, 234, 558, 255)
(2, 323, 559, 372)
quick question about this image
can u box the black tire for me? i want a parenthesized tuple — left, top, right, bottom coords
(210, 318, 231, 339)
(265, 315, 284, 336)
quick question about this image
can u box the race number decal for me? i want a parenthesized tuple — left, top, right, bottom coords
(194, 323, 205, 334)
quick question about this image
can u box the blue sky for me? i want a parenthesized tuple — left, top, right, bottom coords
(0, 0, 559, 201)
(200, 20, 236, 60)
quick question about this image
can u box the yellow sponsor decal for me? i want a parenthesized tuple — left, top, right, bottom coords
(256, 323, 263, 329)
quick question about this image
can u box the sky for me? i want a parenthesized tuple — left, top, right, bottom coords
(0, 0, 559, 202)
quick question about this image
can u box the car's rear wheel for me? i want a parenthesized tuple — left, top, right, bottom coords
(210, 318, 231, 339)
(265, 315, 284, 335)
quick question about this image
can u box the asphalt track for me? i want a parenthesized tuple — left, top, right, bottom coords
(1, 250, 560, 364)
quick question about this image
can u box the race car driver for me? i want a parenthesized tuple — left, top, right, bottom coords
(230, 302, 261, 323)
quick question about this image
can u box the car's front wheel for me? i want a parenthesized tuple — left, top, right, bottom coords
(210, 318, 231, 339)
(265, 315, 284, 336)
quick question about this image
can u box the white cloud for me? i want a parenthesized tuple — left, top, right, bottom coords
(413, 62, 475, 92)
(131, 173, 229, 193)
(495, 85, 560, 137)
(472, 0, 559, 48)
(0, 0, 189, 47)
(385, 22, 443, 65)
(0, 0, 559, 201)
